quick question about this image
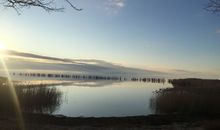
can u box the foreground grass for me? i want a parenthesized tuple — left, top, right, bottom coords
(151, 78, 220, 116)
(150, 78, 220, 130)
(0, 77, 62, 115)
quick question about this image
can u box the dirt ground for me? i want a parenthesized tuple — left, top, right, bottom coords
(0, 114, 213, 130)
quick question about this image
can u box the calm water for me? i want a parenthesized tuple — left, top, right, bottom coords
(48, 81, 172, 117)
(2, 74, 172, 117)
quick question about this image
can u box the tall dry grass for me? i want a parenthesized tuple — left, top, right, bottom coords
(0, 77, 62, 115)
(151, 79, 220, 116)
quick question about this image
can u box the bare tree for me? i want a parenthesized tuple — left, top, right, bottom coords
(206, 0, 220, 13)
(1, 0, 82, 14)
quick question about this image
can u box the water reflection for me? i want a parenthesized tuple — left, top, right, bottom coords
(0, 76, 171, 117)
(69, 80, 122, 87)
(53, 81, 171, 117)
(14, 77, 168, 88)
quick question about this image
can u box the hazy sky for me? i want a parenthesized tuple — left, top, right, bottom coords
(0, 0, 220, 76)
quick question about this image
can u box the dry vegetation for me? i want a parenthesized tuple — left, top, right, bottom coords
(0, 77, 62, 115)
(151, 78, 220, 129)
(151, 79, 220, 116)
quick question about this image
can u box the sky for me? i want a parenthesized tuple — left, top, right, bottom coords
(0, 0, 220, 77)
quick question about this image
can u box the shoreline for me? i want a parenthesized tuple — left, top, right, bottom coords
(1, 113, 219, 130)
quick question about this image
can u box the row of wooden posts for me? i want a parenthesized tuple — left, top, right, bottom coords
(11, 72, 168, 83)
(131, 77, 166, 83)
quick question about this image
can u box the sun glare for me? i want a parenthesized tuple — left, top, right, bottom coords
(0, 42, 6, 50)
(0, 41, 24, 129)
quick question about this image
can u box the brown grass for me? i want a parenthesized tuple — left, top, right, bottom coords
(151, 78, 220, 116)
(0, 77, 62, 115)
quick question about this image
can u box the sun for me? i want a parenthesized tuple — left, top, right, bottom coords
(0, 42, 6, 50)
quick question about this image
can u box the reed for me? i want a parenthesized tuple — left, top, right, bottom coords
(151, 79, 220, 116)
(0, 77, 62, 115)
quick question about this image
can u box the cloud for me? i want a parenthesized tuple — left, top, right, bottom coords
(104, 0, 126, 14)
(216, 29, 220, 33)
(114, 0, 125, 7)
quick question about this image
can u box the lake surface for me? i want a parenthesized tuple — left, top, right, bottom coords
(47, 81, 172, 117)
(1, 73, 172, 117)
